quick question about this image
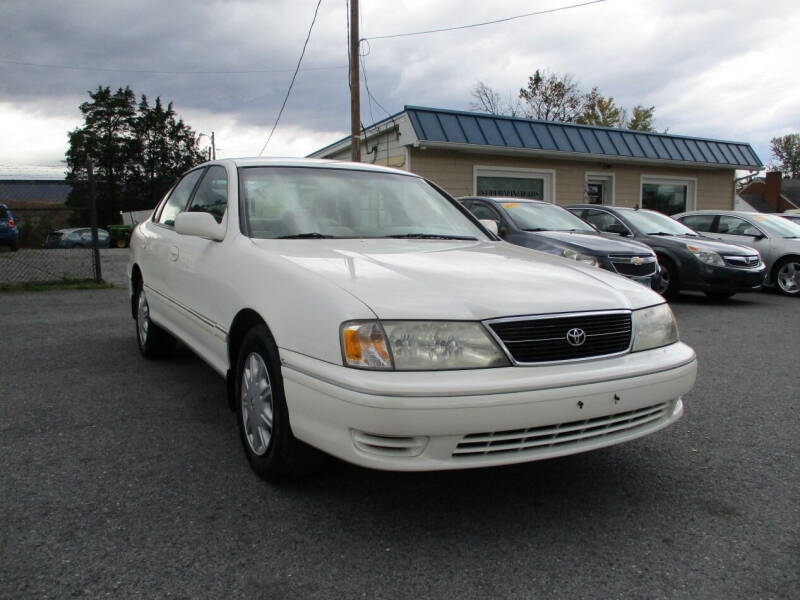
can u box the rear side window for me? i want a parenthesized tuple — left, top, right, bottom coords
(679, 214, 715, 232)
(157, 169, 204, 226)
(186, 166, 228, 223)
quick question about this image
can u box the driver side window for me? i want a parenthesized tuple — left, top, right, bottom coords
(583, 209, 627, 234)
(157, 169, 204, 226)
(186, 166, 228, 223)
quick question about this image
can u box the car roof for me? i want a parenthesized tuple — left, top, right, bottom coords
(205, 157, 416, 177)
(461, 196, 548, 205)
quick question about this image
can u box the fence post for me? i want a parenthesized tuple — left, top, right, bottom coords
(88, 161, 102, 283)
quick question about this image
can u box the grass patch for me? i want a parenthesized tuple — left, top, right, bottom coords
(0, 278, 116, 293)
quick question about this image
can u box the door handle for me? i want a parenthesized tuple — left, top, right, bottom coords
(169, 245, 179, 261)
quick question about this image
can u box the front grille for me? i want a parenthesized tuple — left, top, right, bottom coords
(608, 254, 658, 277)
(453, 402, 670, 458)
(723, 255, 761, 268)
(488, 312, 632, 364)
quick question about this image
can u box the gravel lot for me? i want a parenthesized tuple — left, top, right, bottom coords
(1, 287, 798, 599)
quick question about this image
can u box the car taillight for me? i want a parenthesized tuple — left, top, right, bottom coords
(8, 218, 14, 227)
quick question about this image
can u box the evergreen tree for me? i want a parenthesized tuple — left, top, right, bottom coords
(66, 86, 205, 225)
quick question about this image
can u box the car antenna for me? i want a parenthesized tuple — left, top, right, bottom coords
(634, 204, 639, 210)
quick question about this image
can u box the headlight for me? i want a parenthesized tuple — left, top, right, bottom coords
(562, 248, 599, 267)
(341, 320, 509, 370)
(631, 304, 679, 352)
(686, 243, 724, 266)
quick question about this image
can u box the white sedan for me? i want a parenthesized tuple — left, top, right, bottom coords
(128, 158, 697, 480)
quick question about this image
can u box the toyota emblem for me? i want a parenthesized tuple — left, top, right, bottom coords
(566, 328, 587, 347)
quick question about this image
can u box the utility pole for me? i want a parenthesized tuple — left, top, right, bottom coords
(211, 131, 216, 160)
(349, 0, 361, 162)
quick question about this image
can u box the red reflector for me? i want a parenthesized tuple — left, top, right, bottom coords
(8, 219, 14, 227)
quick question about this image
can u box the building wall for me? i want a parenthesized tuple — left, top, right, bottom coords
(407, 148, 735, 210)
(326, 125, 408, 170)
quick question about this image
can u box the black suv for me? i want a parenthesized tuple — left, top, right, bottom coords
(459, 197, 659, 288)
(566, 204, 765, 299)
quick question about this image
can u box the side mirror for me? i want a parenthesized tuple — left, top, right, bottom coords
(175, 212, 224, 241)
(606, 223, 630, 236)
(743, 227, 764, 238)
(479, 219, 499, 235)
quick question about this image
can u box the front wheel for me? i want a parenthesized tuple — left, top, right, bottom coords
(235, 325, 322, 480)
(134, 280, 175, 358)
(774, 258, 800, 296)
(653, 259, 679, 299)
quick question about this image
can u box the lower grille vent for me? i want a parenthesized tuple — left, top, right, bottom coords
(453, 402, 669, 458)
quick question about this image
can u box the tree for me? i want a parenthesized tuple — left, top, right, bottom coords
(66, 86, 205, 225)
(469, 69, 658, 131)
(469, 81, 520, 117)
(576, 94, 624, 128)
(770, 134, 800, 179)
(626, 105, 656, 132)
(518, 69, 587, 122)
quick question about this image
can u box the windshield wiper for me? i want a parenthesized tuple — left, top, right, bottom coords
(522, 228, 547, 232)
(277, 232, 336, 239)
(386, 233, 477, 240)
(556, 229, 590, 233)
(647, 232, 678, 236)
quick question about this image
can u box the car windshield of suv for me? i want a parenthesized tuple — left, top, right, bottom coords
(621, 209, 698, 236)
(240, 167, 487, 240)
(750, 214, 800, 238)
(499, 201, 595, 233)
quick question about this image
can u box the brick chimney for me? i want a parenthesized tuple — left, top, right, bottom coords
(765, 171, 782, 210)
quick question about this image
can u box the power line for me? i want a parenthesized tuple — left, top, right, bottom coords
(258, 0, 324, 157)
(363, 0, 606, 41)
(0, 58, 345, 75)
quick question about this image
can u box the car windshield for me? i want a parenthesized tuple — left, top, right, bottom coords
(621, 209, 698, 236)
(750, 214, 800, 238)
(240, 167, 487, 240)
(498, 201, 595, 232)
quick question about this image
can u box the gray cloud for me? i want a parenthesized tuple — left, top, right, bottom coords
(1, 0, 797, 164)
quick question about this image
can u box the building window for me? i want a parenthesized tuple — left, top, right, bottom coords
(474, 167, 554, 202)
(641, 176, 696, 215)
(585, 173, 614, 205)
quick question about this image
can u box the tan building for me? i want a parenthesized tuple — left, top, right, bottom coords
(309, 106, 763, 215)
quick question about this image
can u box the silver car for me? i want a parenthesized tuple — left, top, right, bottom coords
(674, 210, 800, 296)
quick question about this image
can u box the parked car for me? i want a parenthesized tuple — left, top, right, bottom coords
(458, 197, 659, 288)
(673, 210, 800, 296)
(44, 227, 110, 249)
(779, 213, 800, 226)
(128, 158, 696, 480)
(0, 203, 19, 251)
(567, 205, 765, 300)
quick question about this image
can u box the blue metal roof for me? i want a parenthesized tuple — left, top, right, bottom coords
(405, 106, 763, 169)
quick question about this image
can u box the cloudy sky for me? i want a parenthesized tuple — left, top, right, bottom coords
(0, 0, 797, 175)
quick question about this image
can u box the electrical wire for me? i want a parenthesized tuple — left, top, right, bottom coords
(0, 58, 345, 75)
(363, 0, 606, 40)
(258, 0, 324, 157)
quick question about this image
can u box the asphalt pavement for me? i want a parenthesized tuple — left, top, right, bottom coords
(1, 287, 798, 599)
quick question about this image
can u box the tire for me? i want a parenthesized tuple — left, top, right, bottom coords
(235, 325, 322, 480)
(116, 239, 127, 248)
(773, 257, 800, 296)
(134, 279, 176, 359)
(654, 258, 679, 300)
(704, 291, 735, 300)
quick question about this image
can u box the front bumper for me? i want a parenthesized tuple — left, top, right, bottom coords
(279, 342, 697, 471)
(684, 262, 766, 293)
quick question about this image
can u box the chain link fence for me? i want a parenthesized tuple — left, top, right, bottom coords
(0, 180, 102, 285)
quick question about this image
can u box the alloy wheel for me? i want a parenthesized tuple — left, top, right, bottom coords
(777, 260, 800, 294)
(137, 290, 150, 345)
(240, 352, 274, 456)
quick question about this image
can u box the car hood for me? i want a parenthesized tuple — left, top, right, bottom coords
(250, 239, 663, 320)
(531, 231, 653, 255)
(644, 234, 759, 255)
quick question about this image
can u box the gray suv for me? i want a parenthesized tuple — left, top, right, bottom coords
(674, 210, 800, 296)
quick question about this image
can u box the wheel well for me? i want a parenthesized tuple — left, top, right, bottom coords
(656, 252, 679, 276)
(771, 254, 800, 282)
(226, 309, 270, 412)
(130, 264, 142, 320)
